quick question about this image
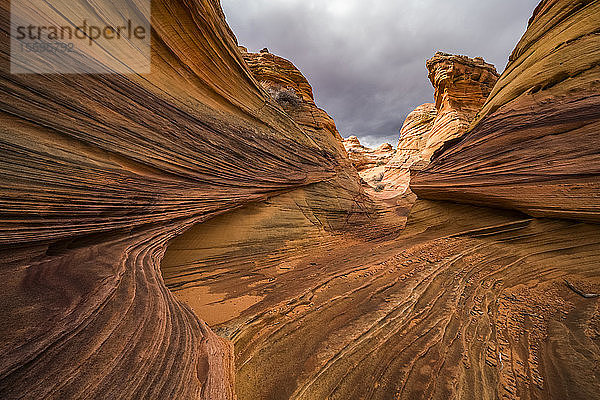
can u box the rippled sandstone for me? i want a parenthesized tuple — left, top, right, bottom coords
(382, 103, 438, 194)
(1, 0, 599, 399)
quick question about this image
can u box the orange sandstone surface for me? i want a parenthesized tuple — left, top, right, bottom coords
(412, 0, 600, 223)
(381, 53, 498, 195)
(1, 0, 599, 400)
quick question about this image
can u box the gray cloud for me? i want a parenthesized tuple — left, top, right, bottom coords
(222, 0, 539, 147)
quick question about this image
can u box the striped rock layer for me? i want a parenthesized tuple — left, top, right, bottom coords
(0, 0, 371, 399)
(412, 0, 600, 223)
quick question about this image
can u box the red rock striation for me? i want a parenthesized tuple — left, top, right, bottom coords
(2, 0, 600, 399)
(412, 0, 600, 223)
(0, 0, 370, 399)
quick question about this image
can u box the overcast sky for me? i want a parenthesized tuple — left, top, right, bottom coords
(222, 0, 540, 147)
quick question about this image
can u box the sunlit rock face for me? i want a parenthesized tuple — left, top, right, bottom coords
(412, 0, 600, 223)
(392, 103, 438, 169)
(381, 53, 497, 195)
(381, 103, 438, 194)
(0, 0, 369, 398)
(341, 136, 396, 192)
(423, 52, 499, 161)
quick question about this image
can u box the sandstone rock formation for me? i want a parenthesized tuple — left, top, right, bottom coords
(343, 136, 395, 172)
(391, 103, 438, 169)
(341, 136, 395, 191)
(2, 0, 600, 399)
(424, 52, 499, 159)
(164, 196, 600, 400)
(412, 0, 600, 223)
(0, 0, 371, 398)
(241, 49, 349, 161)
(382, 103, 438, 193)
(382, 53, 498, 195)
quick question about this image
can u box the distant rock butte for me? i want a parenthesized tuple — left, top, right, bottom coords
(412, 0, 600, 223)
(393, 103, 438, 168)
(343, 136, 395, 173)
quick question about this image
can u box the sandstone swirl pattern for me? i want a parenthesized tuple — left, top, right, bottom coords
(412, 0, 600, 222)
(0, 0, 370, 398)
(1, 0, 600, 399)
(204, 200, 600, 400)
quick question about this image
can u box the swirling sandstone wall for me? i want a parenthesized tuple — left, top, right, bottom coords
(0, 0, 368, 398)
(412, 0, 600, 222)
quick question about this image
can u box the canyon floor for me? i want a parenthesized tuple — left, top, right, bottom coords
(162, 186, 600, 400)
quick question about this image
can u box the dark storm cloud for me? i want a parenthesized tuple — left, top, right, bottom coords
(221, 0, 540, 147)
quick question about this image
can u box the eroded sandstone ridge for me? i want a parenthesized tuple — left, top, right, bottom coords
(0, 0, 371, 398)
(424, 52, 499, 159)
(412, 0, 600, 222)
(343, 136, 395, 172)
(158, 2, 600, 399)
(382, 103, 438, 193)
(340, 136, 395, 190)
(391, 103, 438, 169)
(382, 53, 498, 194)
(241, 49, 342, 146)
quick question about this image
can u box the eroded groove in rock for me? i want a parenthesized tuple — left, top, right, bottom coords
(165, 197, 600, 400)
(411, 0, 600, 222)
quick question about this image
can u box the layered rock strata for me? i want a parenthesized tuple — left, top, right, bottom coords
(341, 136, 395, 190)
(0, 0, 371, 399)
(241, 49, 343, 148)
(166, 196, 600, 400)
(2, 0, 600, 400)
(389, 103, 438, 170)
(382, 54, 498, 194)
(382, 103, 438, 193)
(424, 52, 499, 159)
(343, 136, 395, 172)
(412, 0, 600, 223)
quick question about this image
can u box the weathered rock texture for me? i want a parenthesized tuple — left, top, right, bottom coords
(241, 49, 343, 148)
(3, 0, 600, 399)
(390, 103, 438, 169)
(424, 52, 499, 159)
(0, 0, 370, 399)
(412, 0, 600, 223)
(161, 2, 600, 400)
(383, 103, 438, 193)
(165, 196, 600, 400)
(343, 136, 395, 172)
(382, 54, 498, 195)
